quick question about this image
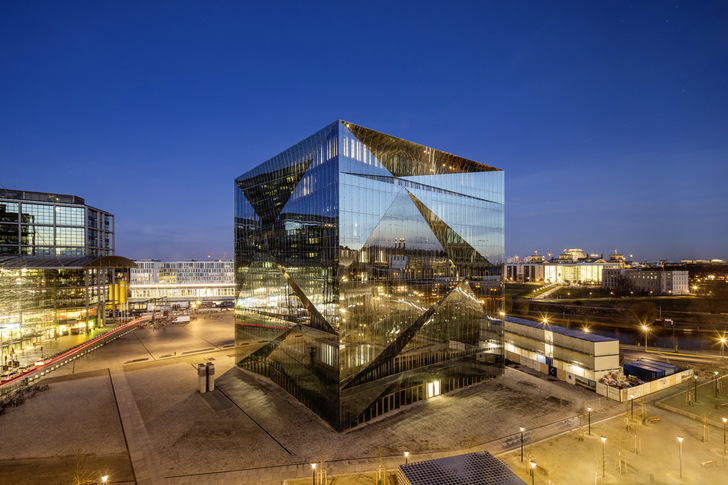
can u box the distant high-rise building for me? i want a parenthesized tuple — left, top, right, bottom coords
(234, 120, 505, 431)
(0, 189, 114, 256)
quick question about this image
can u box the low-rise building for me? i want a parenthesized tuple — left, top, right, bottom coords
(506, 248, 622, 284)
(602, 269, 689, 295)
(129, 259, 235, 307)
(504, 316, 620, 389)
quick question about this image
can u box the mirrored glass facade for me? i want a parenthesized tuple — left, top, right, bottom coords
(234, 121, 505, 430)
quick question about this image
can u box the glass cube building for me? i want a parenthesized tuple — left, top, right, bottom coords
(234, 121, 504, 431)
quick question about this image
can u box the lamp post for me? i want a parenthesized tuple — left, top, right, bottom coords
(723, 417, 727, 462)
(601, 436, 606, 477)
(311, 463, 316, 485)
(530, 460, 536, 485)
(404, 451, 409, 465)
(678, 436, 683, 478)
(101, 476, 108, 485)
(694, 375, 698, 403)
(520, 427, 525, 462)
(720, 337, 726, 358)
(641, 325, 649, 349)
(587, 407, 592, 435)
(630, 394, 635, 419)
(715, 371, 720, 398)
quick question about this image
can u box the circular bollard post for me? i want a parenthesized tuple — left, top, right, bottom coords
(198, 363, 207, 393)
(206, 362, 215, 392)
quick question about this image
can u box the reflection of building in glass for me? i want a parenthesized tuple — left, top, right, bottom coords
(602, 269, 689, 295)
(129, 259, 235, 306)
(0, 189, 114, 256)
(506, 249, 623, 284)
(234, 120, 505, 431)
(504, 316, 619, 389)
(0, 255, 135, 351)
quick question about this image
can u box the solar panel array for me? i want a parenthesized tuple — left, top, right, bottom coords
(398, 451, 526, 485)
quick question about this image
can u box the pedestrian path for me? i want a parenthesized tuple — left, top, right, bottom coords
(109, 365, 167, 485)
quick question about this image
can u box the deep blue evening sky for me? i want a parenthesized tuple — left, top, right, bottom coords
(2, 1, 727, 262)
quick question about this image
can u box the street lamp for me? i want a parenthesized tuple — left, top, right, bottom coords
(601, 436, 606, 477)
(678, 436, 683, 478)
(630, 394, 635, 419)
(520, 426, 525, 462)
(641, 325, 649, 349)
(587, 407, 592, 435)
(530, 460, 536, 485)
(694, 375, 698, 403)
(311, 463, 316, 485)
(715, 371, 720, 398)
(721, 337, 727, 359)
(404, 451, 409, 465)
(723, 417, 727, 462)
(101, 476, 108, 484)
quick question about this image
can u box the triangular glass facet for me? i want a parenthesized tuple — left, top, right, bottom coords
(339, 173, 402, 252)
(339, 121, 393, 178)
(399, 171, 504, 205)
(236, 159, 313, 228)
(406, 190, 494, 268)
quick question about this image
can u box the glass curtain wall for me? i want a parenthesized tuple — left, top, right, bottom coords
(0, 266, 110, 352)
(235, 121, 504, 430)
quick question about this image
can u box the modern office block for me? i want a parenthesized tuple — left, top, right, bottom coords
(234, 120, 505, 430)
(129, 259, 235, 305)
(0, 189, 114, 256)
(0, 190, 130, 357)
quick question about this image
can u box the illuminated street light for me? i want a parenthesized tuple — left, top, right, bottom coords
(101, 476, 108, 484)
(630, 394, 635, 419)
(601, 436, 607, 477)
(641, 324, 650, 349)
(529, 460, 536, 485)
(311, 463, 316, 485)
(716, 371, 720, 398)
(678, 436, 683, 478)
(720, 337, 727, 359)
(404, 451, 409, 465)
(587, 407, 592, 435)
(520, 426, 525, 462)
(694, 375, 698, 403)
(723, 417, 727, 462)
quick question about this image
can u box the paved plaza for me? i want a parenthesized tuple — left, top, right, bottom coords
(0, 313, 726, 484)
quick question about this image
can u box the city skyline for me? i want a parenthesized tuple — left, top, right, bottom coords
(2, 2, 727, 262)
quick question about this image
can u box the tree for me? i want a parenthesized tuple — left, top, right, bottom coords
(704, 281, 728, 314)
(630, 301, 657, 324)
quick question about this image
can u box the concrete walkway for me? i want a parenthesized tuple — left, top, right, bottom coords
(109, 365, 167, 485)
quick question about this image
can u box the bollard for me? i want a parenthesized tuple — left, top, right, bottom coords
(206, 362, 215, 392)
(198, 363, 207, 393)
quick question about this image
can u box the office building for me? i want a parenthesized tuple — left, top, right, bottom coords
(506, 248, 623, 284)
(234, 120, 505, 430)
(0, 189, 131, 352)
(129, 259, 235, 306)
(602, 269, 689, 295)
(0, 189, 114, 256)
(504, 316, 620, 389)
